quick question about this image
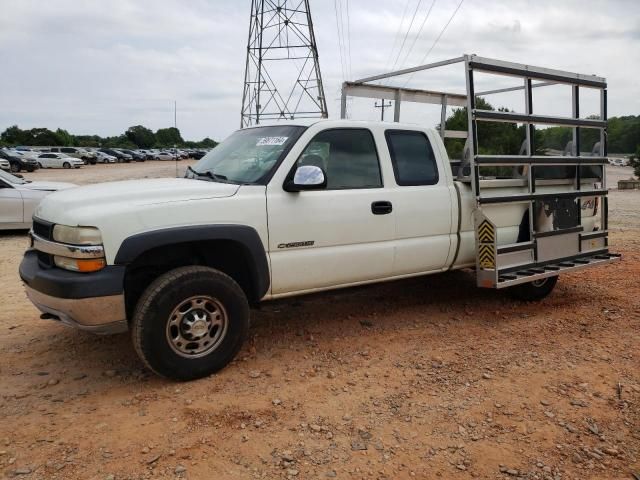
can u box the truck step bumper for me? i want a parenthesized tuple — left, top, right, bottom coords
(495, 251, 621, 288)
(25, 286, 127, 335)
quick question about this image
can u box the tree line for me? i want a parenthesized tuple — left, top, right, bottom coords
(0, 125, 218, 150)
(1, 108, 637, 160)
(443, 99, 639, 158)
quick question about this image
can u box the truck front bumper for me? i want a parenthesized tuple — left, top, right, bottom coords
(19, 250, 128, 335)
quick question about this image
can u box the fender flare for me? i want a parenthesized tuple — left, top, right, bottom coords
(114, 224, 270, 301)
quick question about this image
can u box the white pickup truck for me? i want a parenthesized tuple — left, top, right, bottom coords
(19, 118, 617, 380)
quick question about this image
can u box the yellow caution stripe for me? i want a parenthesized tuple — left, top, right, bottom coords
(478, 244, 495, 269)
(478, 219, 495, 243)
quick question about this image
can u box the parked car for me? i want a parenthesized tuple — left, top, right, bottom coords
(49, 147, 97, 165)
(191, 150, 207, 160)
(36, 153, 84, 169)
(99, 148, 132, 163)
(95, 151, 117, 163)
(117, 149, 145, 162)
(0, 170, 75, 230)
(0, 149, 38, 173)
(138, 150, 155, 160)
(0, 158, 9, 171)
(155, 151, 175, 161)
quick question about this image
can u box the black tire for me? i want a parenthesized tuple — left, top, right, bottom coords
(508, 276, 558, 301)
(63, 162, 71, 169)
(10, 162, 20, 173)
(131, 266, 249, 380)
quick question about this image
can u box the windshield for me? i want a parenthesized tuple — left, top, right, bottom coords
(188, 125, 306, 184)
(0, 169, 27, 185)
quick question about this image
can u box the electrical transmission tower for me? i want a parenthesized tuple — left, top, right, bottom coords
(240, 0, 328, 128)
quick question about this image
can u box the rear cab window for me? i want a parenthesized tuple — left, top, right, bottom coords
(385, 130, 439, 186)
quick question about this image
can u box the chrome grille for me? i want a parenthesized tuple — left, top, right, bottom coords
(32, 218, 53, 240)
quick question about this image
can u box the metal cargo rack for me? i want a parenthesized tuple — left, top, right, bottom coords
(341, 54, 620, 288)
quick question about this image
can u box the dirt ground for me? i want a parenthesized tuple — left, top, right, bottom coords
(0, 162, 638, 480)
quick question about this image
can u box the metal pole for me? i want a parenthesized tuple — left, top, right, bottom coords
(355, 56, 466, 84)
(524, 78, 535, 242)
(241, 0, 257, 128)
(340, 82, 347, 119)
(464, 55, 478, 196)
(375, 100, 393, 121)
(255, 0, 265, 125)
(393, 90, 401, 122)
(174, 100, 178, 178)
(572, 85, 581, 191)
(305, 0, 328, 118)
(439, 95, 447, 139)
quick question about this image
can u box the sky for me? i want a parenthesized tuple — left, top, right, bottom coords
(0, 0, 638, 142)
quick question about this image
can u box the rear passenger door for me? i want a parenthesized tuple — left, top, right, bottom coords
(384, 129, 456, 275)
(267, 128, 395, 295)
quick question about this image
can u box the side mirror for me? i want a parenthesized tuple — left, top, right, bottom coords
(284, 165, 327, 192)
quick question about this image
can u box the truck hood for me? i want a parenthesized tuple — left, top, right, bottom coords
(35, 178, 240, 225)
(22, 181, 76, 192)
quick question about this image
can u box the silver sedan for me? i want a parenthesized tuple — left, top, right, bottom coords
(0, 170, 76, 230)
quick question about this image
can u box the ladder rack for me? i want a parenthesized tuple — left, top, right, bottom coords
(341, 54, 620, 288)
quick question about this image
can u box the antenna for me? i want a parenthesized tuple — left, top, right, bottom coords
(240, 0, 328, 128)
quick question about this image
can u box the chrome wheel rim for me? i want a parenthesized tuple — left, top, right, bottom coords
(165, 295, 228, 358)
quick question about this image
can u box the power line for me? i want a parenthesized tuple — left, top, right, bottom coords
(385, 0, 412, 71)
(396, 0, 437, 71)
(345, 0, 352, 80)
(337, 0, 351, 80)
(403, 0, 465, 87)
(390, 0, 424, 72)
(333, 0, 347, 81)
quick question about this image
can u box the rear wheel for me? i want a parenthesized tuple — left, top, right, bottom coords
(508, 276, 558, 301)
(131, 266, 249, 380)
(63, 162, 71, 169)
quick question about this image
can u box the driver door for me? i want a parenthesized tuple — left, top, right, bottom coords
(267, 127, 395, 296)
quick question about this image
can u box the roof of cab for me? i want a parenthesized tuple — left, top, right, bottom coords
(242, 118, 436, 132)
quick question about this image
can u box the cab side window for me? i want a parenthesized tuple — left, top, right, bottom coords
(385, 130, 439, 186)
(296, 129, 382, 190)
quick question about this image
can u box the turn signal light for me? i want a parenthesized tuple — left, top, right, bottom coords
(54, 256, 106, 272)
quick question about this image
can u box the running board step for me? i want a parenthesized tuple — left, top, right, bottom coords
(496, 252, 621, 288)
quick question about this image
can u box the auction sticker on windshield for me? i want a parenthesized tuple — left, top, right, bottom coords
(256, 137, 288, 146)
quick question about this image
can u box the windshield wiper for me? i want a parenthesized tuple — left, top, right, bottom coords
(186, 166, 229, 182)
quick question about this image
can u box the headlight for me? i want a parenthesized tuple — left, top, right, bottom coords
(52, 225, 102, 245)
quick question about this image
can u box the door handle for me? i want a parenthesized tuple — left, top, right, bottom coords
(371, 200, 392, 215)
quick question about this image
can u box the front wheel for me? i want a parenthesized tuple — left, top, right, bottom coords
(131, 266, 249, 380)
(10, 162, 20, 173)
(63, 162, 71, 169)
(508, 276, 558, 301)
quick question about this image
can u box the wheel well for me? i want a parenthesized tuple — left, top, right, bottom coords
(123, 240, 257, 320)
